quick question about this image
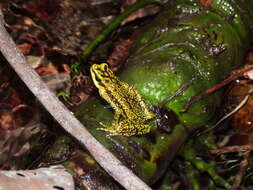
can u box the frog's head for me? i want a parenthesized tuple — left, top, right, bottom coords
(90, 63, 116, 88)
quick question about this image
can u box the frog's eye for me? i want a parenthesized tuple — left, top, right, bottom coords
(95, 75, 101, 82)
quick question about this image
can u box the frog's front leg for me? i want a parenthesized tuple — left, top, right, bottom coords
(97, 109, 122, 131)
(97, 123, 119, 136)
(112, 110, 121, 126)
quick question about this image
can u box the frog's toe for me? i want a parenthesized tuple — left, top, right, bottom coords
(106, 132, 118, 137)
(97, 127, 115, 132)
(97, 127, 118, 136)
(99, 122, 109, 128)
(97, 127, 108, 131)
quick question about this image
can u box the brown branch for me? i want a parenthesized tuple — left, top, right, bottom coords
(0, 9, 152, 190)
(182, 64, 253, 112)
(210, 145, 253, 155)
(197, 91, 251, 136)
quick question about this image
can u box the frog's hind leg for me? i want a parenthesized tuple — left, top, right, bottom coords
(116, 119, 151, 136)
(136, 124, 151, 135)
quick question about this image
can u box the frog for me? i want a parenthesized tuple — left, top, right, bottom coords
(90, 63, 155, 136)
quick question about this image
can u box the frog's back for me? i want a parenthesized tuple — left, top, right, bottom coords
(119, 81, 154, 119)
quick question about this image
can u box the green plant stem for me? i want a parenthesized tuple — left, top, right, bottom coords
(182, 141, 231, 190)
(186, 162, 200, 190)
(79, 0, 164, 65)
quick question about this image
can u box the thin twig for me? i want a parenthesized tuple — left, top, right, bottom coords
(210, 145, 253, 155)
(182, 65, 253, 112)
(0, 9, 152, 190)
(197, 90, 251, 136)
